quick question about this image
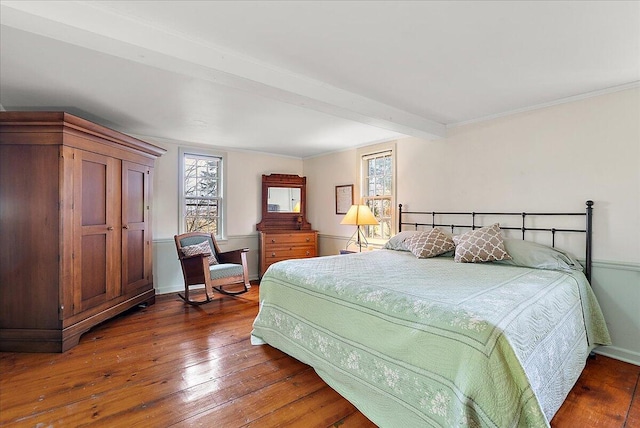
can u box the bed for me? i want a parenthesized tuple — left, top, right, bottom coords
(251, 201, 611, 427)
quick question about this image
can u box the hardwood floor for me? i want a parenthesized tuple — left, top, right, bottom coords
(1, 284, 638, 427)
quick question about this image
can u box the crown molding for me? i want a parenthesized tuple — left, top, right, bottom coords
(447, 81, 640, 130)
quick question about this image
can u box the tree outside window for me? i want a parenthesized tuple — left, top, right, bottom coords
(183, 153, 222, 235)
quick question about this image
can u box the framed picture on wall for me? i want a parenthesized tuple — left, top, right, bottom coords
(335, 184, 353, 215)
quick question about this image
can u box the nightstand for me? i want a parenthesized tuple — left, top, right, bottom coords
(339, 249, 356, 255)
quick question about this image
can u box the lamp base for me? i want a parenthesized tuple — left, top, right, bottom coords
(345, 226, 369, 252)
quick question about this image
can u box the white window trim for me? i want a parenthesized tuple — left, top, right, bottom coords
(356, 141, 397, 245)
(178, 147, 227, 239)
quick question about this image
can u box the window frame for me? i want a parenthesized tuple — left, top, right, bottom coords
(357, 141, 396, 244)
(178, 147, 227, 239)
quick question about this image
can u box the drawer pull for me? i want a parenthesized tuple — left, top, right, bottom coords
(306, 237, 310, 242)
(271, 252, 276, 257)
(306, 251, 310, 256)
(271, 239, 276, 243)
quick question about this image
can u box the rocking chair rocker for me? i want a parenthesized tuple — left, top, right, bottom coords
(174, 232, 250, 305)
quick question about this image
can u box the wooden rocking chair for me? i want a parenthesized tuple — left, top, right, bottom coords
(174, 232, 250, 305)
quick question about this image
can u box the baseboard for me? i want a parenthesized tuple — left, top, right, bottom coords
(156, 283, 203, 295)
(594, 345, 640, 367)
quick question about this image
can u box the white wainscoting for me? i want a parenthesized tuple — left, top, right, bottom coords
(318, 234, 350, 256)
(318, 234, 383, 256)
(589, 260, 640, 366)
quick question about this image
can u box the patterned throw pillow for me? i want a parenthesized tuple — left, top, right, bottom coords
(404, 228, 455, 259)
(181, 240, 218, 265)
(453, 223, 511, 263)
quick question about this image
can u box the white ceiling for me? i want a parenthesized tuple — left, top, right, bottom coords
(1, 1, 638, 158)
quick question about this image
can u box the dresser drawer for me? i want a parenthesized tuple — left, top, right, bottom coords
(265, 246, 316, 260)
(264, 232, 315, 245)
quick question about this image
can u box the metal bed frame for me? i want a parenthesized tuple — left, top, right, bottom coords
(398, 200, 594, 281)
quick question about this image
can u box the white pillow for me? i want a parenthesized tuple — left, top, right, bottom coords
(496, 239, 583, 271)
(382, 231, 422, 251)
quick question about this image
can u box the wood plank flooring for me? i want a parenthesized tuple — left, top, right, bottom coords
(1, 284, 638, 427)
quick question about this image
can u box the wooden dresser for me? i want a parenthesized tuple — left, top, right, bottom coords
(0, 112, 166, 352)
(259, 230, 318, 277)
(256, 174, 318, 278)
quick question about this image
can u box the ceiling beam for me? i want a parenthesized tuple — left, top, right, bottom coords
(0, 1, 446, 140)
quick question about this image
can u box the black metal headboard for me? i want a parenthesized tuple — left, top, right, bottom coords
(398, 200, 594, 281)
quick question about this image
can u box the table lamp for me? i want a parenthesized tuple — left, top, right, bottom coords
(340, 204, 379, 251)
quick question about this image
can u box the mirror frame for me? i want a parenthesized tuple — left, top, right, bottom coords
(256, 174, 312, 231)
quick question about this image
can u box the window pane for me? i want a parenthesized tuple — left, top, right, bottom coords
(185, 198, 219, 234)
(375, 157, 384, 175)
(382, 198, 391, 217)
(376, 199, 384, 217)
(375, 179, 383, 196)
(384, 156, 391, 175)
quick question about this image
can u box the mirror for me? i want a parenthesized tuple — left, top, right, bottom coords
(257, 174, 311, 231)
(267, 187, 301, 213)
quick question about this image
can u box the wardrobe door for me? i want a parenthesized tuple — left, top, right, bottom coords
(121, 161, 151, 294)
(73, 150, 121, 314)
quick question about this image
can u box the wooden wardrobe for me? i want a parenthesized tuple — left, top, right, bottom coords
(0, 112, 166, 352)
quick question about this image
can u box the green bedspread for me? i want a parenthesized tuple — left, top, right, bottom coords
(251, 250, 610, 427)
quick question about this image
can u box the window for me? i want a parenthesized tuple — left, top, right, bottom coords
(180, 150, 224, 236)
(359, 145, 395, 241)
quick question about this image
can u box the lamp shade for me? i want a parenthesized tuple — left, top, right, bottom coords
(340, 204, 379, 226)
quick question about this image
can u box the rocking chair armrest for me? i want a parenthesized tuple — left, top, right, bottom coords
(217, 248, 249, 264)
(178, 252, 212, 261)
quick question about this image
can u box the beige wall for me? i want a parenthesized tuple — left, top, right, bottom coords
(306, 87, 640, 263)
(404, 89, 639, 264)
(304, 87, 640, 364)
(305, 149, 357, 237)
(304, 149, 359, 256)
